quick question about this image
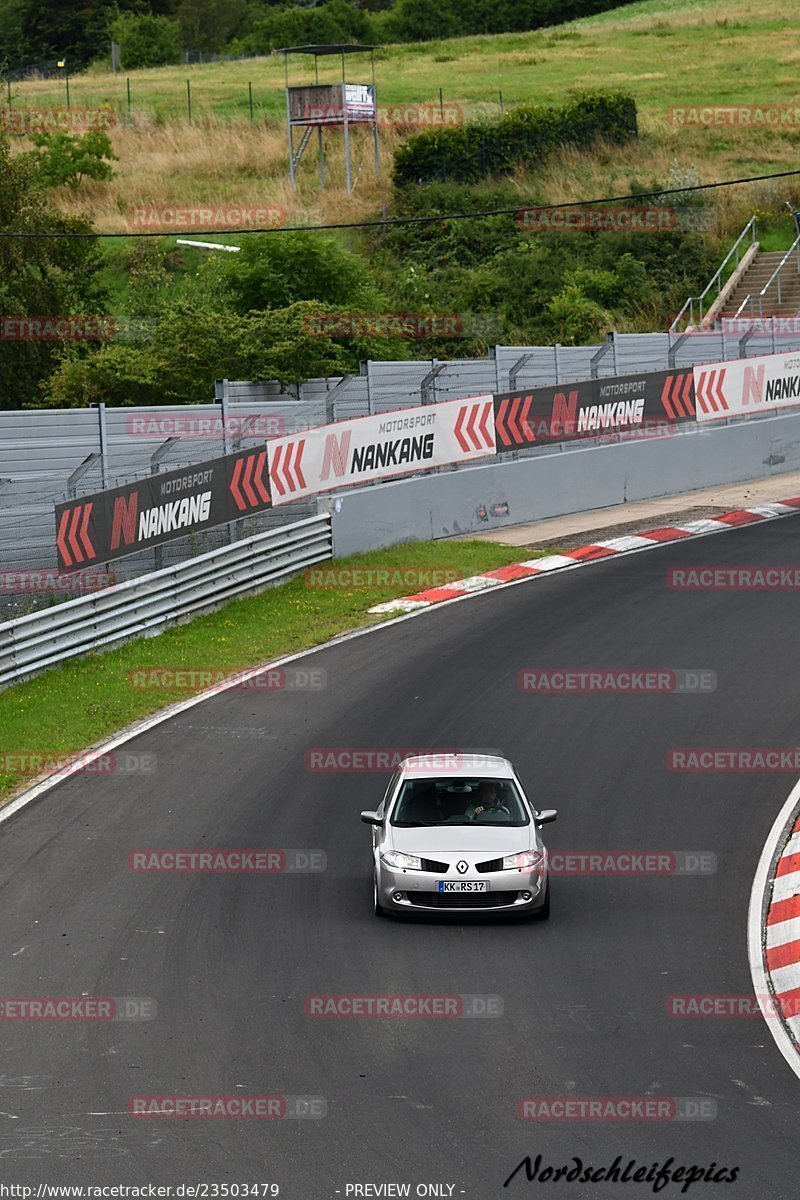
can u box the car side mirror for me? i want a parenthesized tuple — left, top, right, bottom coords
(536, 809, 558, 825)
(361, 810, 382, 826)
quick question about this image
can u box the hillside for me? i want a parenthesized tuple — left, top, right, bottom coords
(3, 0, 799, 409)
(5, 0, 799, 233)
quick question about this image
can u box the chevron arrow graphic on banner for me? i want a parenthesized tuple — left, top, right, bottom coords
(695, 367, 728, 414)
(455, 399, 494, 452)
(56, 502, 95, 568)
(254, 450, 269, 503)
(230, 451, 271, 511)
(660, 372, 695, 420)
(242, 454, 258, 507)
(56, 508, 73, 568)
(681, 371, 695, 416)
(230, 457, 246, 510)
(495, 395, 534, 446)
(270, 439, 307, 497)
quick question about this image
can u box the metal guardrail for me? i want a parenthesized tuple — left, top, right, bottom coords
(0, 514, 332, 688)
(671, 216, 757, 333)
(733, 235, 800, 320)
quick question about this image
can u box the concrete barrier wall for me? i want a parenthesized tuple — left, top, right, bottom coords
(324, 411, 800, 557)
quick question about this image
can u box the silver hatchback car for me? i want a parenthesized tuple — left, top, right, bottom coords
(361, 753, 557, 918)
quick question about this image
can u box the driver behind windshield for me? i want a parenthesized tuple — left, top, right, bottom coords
(466, 781, 510, 820)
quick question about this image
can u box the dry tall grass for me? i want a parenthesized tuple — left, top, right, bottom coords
(13, 115, 402, 232)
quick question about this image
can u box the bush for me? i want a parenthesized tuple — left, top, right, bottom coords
(109, 13, 182, 71)
(393, 92, 638, 186)
(26, 130, 117, 190)
(218, 231, 381, 314)
(545, 283, 613, 344)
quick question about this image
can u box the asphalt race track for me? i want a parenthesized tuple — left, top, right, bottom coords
(1, 516, 798, 1197)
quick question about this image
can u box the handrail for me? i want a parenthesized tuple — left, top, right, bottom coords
(733, 234, 800, 321)
(670, 216, 757, 333)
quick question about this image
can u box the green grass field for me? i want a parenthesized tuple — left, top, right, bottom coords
(8, 0, 797, 132)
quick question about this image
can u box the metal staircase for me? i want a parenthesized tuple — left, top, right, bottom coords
(724, 245, 800, 322)
(671, 215, 800, 332)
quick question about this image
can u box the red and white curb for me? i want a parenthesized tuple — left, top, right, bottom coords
(764, 808, 800, 1049)
(750, 775, 800, 1079)
(368, 500, 800, 614)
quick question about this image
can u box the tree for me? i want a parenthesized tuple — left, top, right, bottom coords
(109, 13, 182, 70)
(233, 0, 370, 55)
(46, 301, 402, 408)
(4, 0, 116, 69)
(0, 133, 108, 409)
(176, 0, 253, 52)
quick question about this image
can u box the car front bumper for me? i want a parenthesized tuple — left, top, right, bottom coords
(376, 861, 547, 913)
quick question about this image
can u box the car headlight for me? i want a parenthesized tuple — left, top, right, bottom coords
(502, 850, 544, 871)
(381, 851, 422, 871)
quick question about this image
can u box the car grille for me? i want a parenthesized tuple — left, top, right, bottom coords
(419, 857, 449, 873)
(406, 892, 520, 909)
(476, 857, 504, 873)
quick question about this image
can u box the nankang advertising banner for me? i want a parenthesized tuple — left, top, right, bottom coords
(267, 395, 495, 505)
(693, 350, 800, 422)
(55, 446, 271, 573)
(493, 368, 695, 452)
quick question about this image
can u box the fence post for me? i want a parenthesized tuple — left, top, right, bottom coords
(217, 379, 238, 545)
(508, 352, 533, 391)
(217, 378, 230, 456)
(668, 332, 689, 370)
(67, 453, 101, 500)
(420, 361, 445, 405)
(554, 344, 561, 384)
(324, 373, 354, 423)
(590, 335, 612, 380)
(150, 438, 178, 571)
(363, 362, 374, 416)
(738, 329, 754, 360)
(96, 401, 109, 489)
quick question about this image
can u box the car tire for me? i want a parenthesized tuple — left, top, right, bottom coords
(534, 880, 550, 921)
(373, 872, 385, 917)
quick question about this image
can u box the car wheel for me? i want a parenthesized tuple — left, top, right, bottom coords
(373, 871, 385, 917)
(534, 880, 550, 921)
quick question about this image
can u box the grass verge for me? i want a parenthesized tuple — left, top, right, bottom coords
(0, 539, 535, 802)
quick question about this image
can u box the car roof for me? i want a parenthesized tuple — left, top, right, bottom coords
(399, 753, 515, 779)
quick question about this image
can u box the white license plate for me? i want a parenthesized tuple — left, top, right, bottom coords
(438, 880, 488, 893)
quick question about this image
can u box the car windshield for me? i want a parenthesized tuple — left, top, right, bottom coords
(390, 777, 529, 827)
